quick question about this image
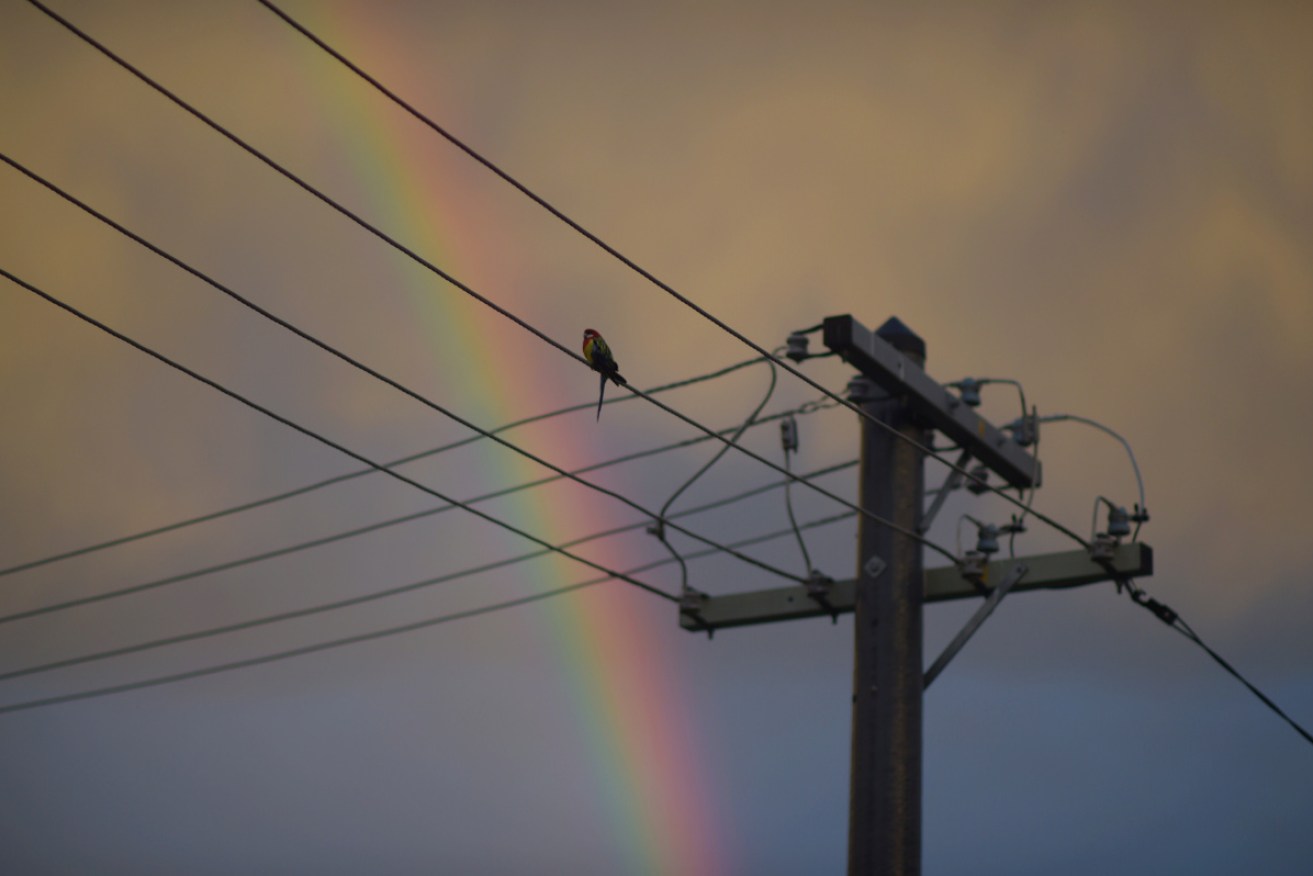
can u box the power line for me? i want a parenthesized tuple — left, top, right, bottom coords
(21, 2, 958, 564)
(0, 265, 676, 604)
(1120, 580, 1313, 748)
(250, 0, 1090, 554)
(0, 402, 843, 627)
(0, 504, 855, 684)
(0, 510, 856, 716)
(653, 351, 781, 594)
(1039, 413, 1147, 539)
(0, 152, 802, 588)
(781, 419, 815, 576)
(0, 355, 763, 579)
(662, 357, 779, 520)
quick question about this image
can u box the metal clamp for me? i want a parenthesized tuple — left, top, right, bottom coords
(679, 587, 713, 638)
(804, 570, 839, 622)
(1089, 533, 1118, 562)
(958, 550, 989, 592)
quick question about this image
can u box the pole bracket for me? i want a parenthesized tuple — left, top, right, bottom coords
(679, 587, 714, 638)
(863, 553, 887, 581)
(804, 570, 839, 622)
(923, 562, 1030, 688)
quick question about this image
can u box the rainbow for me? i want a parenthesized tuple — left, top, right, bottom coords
(283, 8, 727, 874)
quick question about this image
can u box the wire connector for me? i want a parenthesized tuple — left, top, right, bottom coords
(1089, 533, 1118, 562)
(804, 570, 839, 622)
(959, 550, 990, 589)
(1130, 588, 1178, 625)
(679, 587, 714, 638)
(780, 416, 799, 453)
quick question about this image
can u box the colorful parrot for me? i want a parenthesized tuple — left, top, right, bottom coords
(582, 328, 627, 420)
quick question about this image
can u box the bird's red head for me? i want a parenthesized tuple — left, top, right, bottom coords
(583, 328, 599, 340)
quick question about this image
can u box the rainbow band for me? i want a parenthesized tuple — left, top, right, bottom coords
(286, 7, 727, 873)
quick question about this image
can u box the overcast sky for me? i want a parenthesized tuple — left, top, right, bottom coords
(2, 1, 1311, 873)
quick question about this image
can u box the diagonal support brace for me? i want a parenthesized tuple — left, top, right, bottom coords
(920, 449, 971, 534)
(923, 562, 1029, 689)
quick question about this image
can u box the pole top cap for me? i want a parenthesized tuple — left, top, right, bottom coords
(875, 316, 926, 358)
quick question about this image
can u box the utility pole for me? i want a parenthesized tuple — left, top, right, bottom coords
(848, 319, 926, 875)
(677, 314, 1152, 876)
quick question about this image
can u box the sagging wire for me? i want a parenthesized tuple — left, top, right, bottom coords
(946, 376, 1029, 426)
(1038, 413, 1148, 540)
(1114, 577, 1313, 748)
(18, 4, 974, 564)
(0, 151, 799, 589)
(0, 266, 678, 605)
(0, 354, 764, 580)
(777, 328, 829, 575)
(780, 416, 813, 575)
(779, 408, 843, 617)
(649, 352, 781, 619)
(3, 141, 951, 575)
(0, 401, 846, 628)
(949, 379, 1036, 550)
(0, 509, 859, 716)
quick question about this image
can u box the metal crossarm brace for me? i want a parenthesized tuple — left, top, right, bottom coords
(822, 315, 1040, 489)
(920, 449, 971, 534)
(678, 543, 1151, 632)
(923, 562, 1029, 689)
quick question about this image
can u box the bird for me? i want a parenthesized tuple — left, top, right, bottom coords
(582, 328, 627, 420)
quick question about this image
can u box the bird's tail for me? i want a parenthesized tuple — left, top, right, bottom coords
(596, 372, 607, 421)
(611, 371, 628, 386)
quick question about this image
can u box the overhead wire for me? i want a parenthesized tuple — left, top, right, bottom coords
(41, 0, 1299, 770)
(248, 0, 1089, 553)
(0, 152, 802, 588)
(968, 377, 1028, 423)
(0, 266, 675, 604)
(0, 401, 841, 627)
(0, 354, 764, 580)
(779, 410, 816, 576)
(0, 510, 857, 716)
(20, 3, 1249, 757)
(1040, 413, 1147, 540)
(14, 3, 1236, 750)
(652, 352, 781, 594)
(661, 355, 780, 519)
(782, 442, 814, 576)
(1117, 578, 1313, 748)
(0, 498, 856, 684)
(21, 1, 961, 565)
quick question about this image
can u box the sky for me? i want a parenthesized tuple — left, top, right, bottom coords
(2, 0, 1311, 873)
